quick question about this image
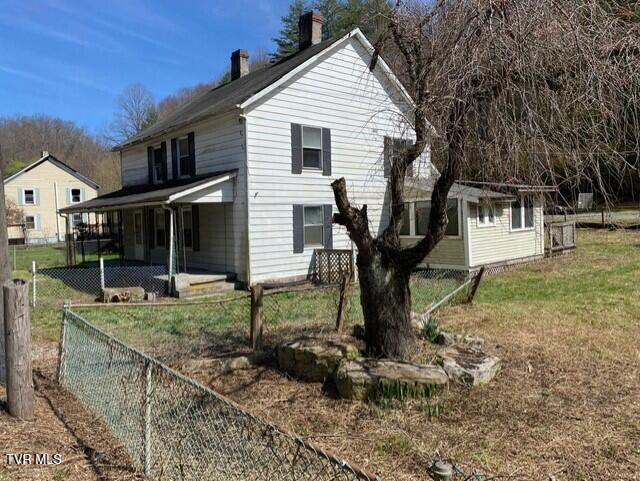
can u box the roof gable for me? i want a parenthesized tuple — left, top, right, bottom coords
(114, 29, 420, 151)
(3, 154, 100, 190)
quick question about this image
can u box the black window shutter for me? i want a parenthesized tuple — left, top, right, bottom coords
(291, 123, 302, 174)
(171, 138, 178, 179)
(147, 146, 154, 183)
(293, 204, 304, 253)
(160, 142, 168, 181)
(164, 210, 170, 249)
(383, 136, 391, 178)
(323, 204, 333, 249)
(400, 139, 413, 177)
(147, 208, 155, 249)
(188, 132, 196, 176)
(192, 204, 200, 252)
(322, 128, 332, 176)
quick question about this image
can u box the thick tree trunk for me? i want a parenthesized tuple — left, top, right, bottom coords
(357, 250, 414, 359)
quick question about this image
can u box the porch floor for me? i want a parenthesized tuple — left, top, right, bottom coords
(155, 270, 232, 285)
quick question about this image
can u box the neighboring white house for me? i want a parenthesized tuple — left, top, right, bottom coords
(62, 12, 545, 294)
(4, 152, 99, 244)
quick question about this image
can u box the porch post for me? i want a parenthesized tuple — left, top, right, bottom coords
(167, 207, 175, 294)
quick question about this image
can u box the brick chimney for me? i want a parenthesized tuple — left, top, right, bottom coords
(230, 49, 249, 80)
(298, 11, 324, 50)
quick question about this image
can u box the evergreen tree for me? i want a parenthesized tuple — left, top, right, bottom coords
(271, 0, 309, 59)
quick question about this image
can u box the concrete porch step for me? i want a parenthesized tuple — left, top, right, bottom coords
(175, 279, 237, 299)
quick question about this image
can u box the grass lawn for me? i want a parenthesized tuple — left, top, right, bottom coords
(29, 229, 640, 480)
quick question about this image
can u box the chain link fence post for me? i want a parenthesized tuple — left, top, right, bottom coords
(31, 260, 36, 307)
(99, 257, 105, 291)
(57, 304, 69, 384)
(144, 359, 153, 475)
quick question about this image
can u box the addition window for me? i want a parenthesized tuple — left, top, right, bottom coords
(477, 204, 495, 227)
(413, 199, 459, 237)
(71, 188, 81, 203)
(182, 208, 193, 249)
(25, 215, 35, 230)
(177, 137, 190, 177)
(153, 146, 164, 184)
(302, 126, 322, 169)
(303, 206, 324, 247)
(400, 204, 411, 236)
(512, 196, 534, 230)
(155, 210, 166, 247)
(23, 189, 35, 205)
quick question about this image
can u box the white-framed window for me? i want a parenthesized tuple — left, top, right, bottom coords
(412, 199, 460, 237)
(25, 215, 36, 230)
(400, 204, 411, 236)
(155, 210, 166, 247)
(23, 189, 35, 205)
(303, 205, 324, 247)
(71, 188, 81, 203)
(177, 136, 190, 177)
(182, 208, 193, 249)
(511, 196, 534, 230)
(153, 146, 164, 184)
(477, 204, 495, 227)
(302, 126, 322, 169)
(72, 213, 83, 227)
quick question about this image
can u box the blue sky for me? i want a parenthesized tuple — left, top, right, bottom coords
(0, 0, 292, 134)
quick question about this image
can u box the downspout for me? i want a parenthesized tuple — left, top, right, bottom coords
(239, 109, 252, 288)
(54, 182, 61, 241)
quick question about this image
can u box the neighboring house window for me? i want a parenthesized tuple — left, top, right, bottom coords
(384, 137, 412, 178)
(72, 213, 83, 227)
(414, 199, 460, 236)
(303, 206, 324, 246)
(178, 137, 190, 177)
(182, 208, 193, 249)
(25, 216, 36, 230)
(71, 188, 81, 203)
(400, 204, 410, 236)
(512, 196, 534, 230)
(477, 204, 495, 226)
(23, 189, 35, 205)
(155, 210, 166, 247)
(302, 126, 322, 169)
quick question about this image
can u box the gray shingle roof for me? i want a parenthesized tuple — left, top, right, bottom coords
(113, 36, 342, 151)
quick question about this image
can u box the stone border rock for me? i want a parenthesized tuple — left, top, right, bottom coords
(277, 337, 360, 382)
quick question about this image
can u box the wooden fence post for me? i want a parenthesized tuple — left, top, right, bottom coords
(335, 274, 350, 333)
(467, 266, 485, 303)
(4, 279, 34, 420)
(250, 285, 263, 350)
(31, 261, 36, 307)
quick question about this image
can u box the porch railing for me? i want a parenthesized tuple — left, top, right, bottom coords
(313, 249, 353, 284)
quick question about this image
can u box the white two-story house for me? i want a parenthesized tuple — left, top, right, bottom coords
(63, 12, 546, 295)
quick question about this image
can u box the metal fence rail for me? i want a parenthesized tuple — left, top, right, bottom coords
(58, 309, 380, 481)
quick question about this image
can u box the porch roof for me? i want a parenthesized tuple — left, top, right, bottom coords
(60, 169, 237, 213)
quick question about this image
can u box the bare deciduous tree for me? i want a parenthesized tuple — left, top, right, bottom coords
(332, 0, 638, 359)
(108, 83, 157, 143)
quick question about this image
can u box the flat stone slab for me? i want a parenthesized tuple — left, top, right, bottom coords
(277, 337, 360, 382)
(101, 287, 145, 303)
(335, 358, 448, 401)
(435, 330, 484, 348)
(438, 345, 501, 386)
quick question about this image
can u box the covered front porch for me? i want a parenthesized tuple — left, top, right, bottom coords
(60, 170, 241, 297)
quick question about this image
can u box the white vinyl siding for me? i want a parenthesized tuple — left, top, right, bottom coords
(244, 37, 430, 283)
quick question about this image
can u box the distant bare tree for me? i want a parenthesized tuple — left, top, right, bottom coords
(4, 199, 24, 225)
(108, 83, 157, 143)
(332, 0, 638, 359)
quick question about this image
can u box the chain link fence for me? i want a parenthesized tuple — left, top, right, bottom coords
(33, 263, 168, 307)
(59, 308, 381, 481)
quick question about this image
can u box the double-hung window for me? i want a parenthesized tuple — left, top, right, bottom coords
(72, 213, 83, 227)
(71, 188, 81, 203)
(302, 126, 322, 169)
(400, 204, 411, 236)
(511, 196, 534, 230)
(303, 206, 324, 247)
(25, 215, 36, 230)
(477, 204, 495, 227)
(153, 146, 164, 184)
(412, 199, 459, 237)
(23, 189, 35, 205)
(178, 137, 190, 177)
(155, 210, 166, 247)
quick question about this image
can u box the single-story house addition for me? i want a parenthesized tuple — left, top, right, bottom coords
(4, 151, 100, 244)
(62, 12, 546, 295)
(403, 179, 545, 271)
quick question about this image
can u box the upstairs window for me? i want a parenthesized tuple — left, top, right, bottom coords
(178, 137, 190, 177)
(153, 146, 164, 184)
(302, 126, 322, 169)
(303, 205, 324, 247)
(71, 188, 81, 203)
(23, 189, 35, 205)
